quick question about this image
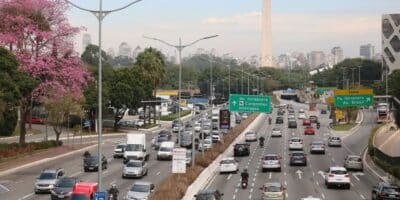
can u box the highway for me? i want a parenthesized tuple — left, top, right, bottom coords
(204, 100, 381, 200)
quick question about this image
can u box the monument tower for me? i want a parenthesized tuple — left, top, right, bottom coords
(261, 0, 273, 67)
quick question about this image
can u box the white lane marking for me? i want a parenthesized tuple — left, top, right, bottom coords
(318, 170, 325, 179)
(316, 181, 319, 186)
(284, 172, 287, 176)
(350, 182, 354, 187)
(20, 192, 34, 200)
(296, 169, 303, 179)
(321, 193, 326, 199)
(352, 173, 360, 181)
(156, 171, 161, 176)
(227, 174, 232, 180)
(70, 171, 82, 177)
(248, 194, 252, 199)
(0, 184, 10, 192)
(284, 181, 287, 186)
(268, 172, 272, 179)
(360, 194, 366, 199)
(285, 192, 289, 199)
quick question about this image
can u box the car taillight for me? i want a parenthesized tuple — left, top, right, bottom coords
(345, 174, 350, 177)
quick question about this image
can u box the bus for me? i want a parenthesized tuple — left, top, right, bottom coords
(376, 103, 389, 123)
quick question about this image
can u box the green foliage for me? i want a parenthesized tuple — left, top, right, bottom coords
(330, 123, 356, 131)
(0, 140, 62, 160)
(81, 44, 111, 67)
(0, 110, 18, 136)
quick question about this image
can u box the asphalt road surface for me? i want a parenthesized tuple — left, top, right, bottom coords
(204, 100, 380, 200)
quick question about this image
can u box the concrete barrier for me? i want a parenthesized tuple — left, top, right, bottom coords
(182, 113, 266, 200)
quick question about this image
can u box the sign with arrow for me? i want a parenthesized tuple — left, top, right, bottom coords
(229, 94, 271, 113)
(296, 170, 303, 179)
(334, 94, 373, 107)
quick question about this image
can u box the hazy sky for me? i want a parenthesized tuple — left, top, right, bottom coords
(67, 0, 400, 59)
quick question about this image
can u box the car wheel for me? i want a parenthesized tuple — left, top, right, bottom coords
(122, 174, 125, 179)
(145, 170, 148, 176)
(278, 168, 281, 172)
(84, 168, 88, 172)
(346, 184, 351, 190)
(262, 168, 266, 173)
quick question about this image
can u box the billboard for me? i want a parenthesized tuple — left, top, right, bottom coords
(382, 14, 400, 73)
(219, 109, 231, 129)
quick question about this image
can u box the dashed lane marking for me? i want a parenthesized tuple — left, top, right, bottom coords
(360, 194, 366, 199)
(227, 174, 232, 180)
(321, 193, 326, 199)
(156, 171, 161, 176)
(0, 184, 9, 193)
(19, 192, 34, 200)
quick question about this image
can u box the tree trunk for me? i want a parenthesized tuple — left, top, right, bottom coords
(19, 98, 30, 145)
(54, 125, 62, 144)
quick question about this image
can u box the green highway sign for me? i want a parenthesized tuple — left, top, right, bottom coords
(229, 94, 271, 113)
(334, 95, 373, 107)
(316, 87, 336, 95)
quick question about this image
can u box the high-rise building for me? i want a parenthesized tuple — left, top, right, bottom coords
(132, 46, 142, 62)
(382, 14, 400, 73)
(261, 0, 273, 67)
(360, 44, 375, 59)
(118, 42, 132, 58)
(82, 33, 91, 52)
(308, 51, 325, 69)
(278, 54, 290, 68)
(331, 47, 344, 65)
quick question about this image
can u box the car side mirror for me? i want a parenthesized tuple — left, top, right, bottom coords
(143, 149, 146, 152)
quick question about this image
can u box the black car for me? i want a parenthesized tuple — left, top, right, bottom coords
(320, 109, 328, 114)
(50, 177, 79, 200)
(234, 143, 250, 157)
(288, 120, 297, 129)
(194, 189, 224, 200)
(158, 130, 172, 140)
(372, 182, 400, 200)
(289, 151, 307, 166)
(277, 109, 285, 116)
(83, 155, 107, 172)
(309, 115, 319, 123)
(275, 117, 284, 124)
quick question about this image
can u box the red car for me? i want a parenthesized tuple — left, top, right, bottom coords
(70, 182, 97, 200)
(304, 126, 315, 135)
(26, 116, 45, 124)
(303, 119, 311, 126)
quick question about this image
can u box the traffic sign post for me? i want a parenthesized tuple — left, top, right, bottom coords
(172, 148, 186, 174)
(229, 94, 271, 113)
(334, 95, 373, 107)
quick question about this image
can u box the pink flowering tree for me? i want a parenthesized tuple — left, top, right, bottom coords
(0, 0, 91, 144)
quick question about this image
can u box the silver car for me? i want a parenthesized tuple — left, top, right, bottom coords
(343, 155, 363, 171)
(245, 131, 257, 142)
(327, 136, 342, 147)
(122, 160, 148, 178)
(310, 140, 325, 154)
(125, 181, 154, 200)
(261, 182, 286, 200)
(34, 168, 64, 194)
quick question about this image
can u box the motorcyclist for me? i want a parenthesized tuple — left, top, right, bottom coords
(83, 151, 91, 158)
(108, 183, 119, 200)
(241, 168, 249, 182)
(259, 136, 265, 147)
(268, 117, 272, 124)
(317, 122, 321, 129)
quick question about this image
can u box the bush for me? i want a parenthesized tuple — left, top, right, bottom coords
(0, 110, 18, 136)
(160, 110, 191, 121)
(151, 114, 258, 200)
(0, 140, 62, 161)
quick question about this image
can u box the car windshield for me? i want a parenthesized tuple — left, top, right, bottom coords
(264, 185, 281, 192)
(265, 156, 278, 160)
(125, 144, 144, 151)
(39, 172, 56, 180)
(383, 186, 400, 193)
(221, 159, 235, 164)
(292, 153, 304, 156)
(330, 137, 340, 141)
(55, 178, 75, 187)
(204, 140, 212, 144)
(159, 147, 172, 152)
(312, 141, 324, 145)
(130, 184, 150, 193)
(291, 139, 301, 142)
(157, 137, 168, 142)
(195, 193, 215, 200)
(246, 132, 255, 135)
(70, 194, 89, 200)
(348, 157, 361, 162)
(127, 162, 142, 167)
(331, 170, 347, 174)
(116, 144, 125, 149)
(273, 128, 280, 131)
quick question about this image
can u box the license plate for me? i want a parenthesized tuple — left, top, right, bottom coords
(58, 195, 64, 198)
(89, 167, 94, 170)
(390, 195, 395, 198)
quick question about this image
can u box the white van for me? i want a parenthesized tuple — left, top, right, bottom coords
(124, 133, 149, 163)
(157, 141, 174, 160)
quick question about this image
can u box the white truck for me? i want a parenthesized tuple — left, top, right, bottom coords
(157, 141, 175, 160)
(124, 133, 149, 163)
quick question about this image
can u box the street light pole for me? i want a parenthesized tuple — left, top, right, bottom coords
(228, 64, 231, 96)
(210, 57, 213, 108)
(143, 34, 218, 152)
(241, 65, 244, 94)
(247, 74, 250, 95)
(358, 66, 361, 86)
(66, 0, 143, 191)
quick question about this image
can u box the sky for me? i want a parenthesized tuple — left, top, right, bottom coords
(67, 0, 400, 59)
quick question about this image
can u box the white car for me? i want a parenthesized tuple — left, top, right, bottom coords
(211, 131, 221, 143)
(271, 128, 282, 137)
(245, 131, 257, 142)
(262, 154, 281, 172)
(157, 141, 174, 160)
(260, 182, 286, 200)
(288, 137, 303, 150)
(298, 113, 307, 119)
(325, 167, 351, 189)
(122, 160, 148, 178)
(113, 143, 126, 158)
(194, 122, 201, 132)
(310, 140, 325, 154)
(198, 137, 212, 151)
(219, 157, 239, 174)
(301, 196, 321, 200)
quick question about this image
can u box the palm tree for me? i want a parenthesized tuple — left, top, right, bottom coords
(135, 47, 166, 97)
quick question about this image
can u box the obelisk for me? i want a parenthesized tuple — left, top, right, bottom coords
(261, 0, 273, 67)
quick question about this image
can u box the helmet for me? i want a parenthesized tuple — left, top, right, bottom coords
(111, 183, 116, 189)
(244, 168, 248, 173)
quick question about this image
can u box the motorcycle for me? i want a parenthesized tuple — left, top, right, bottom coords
(241, 178, 248, 189)
(317, 123, 320, 129)
(259, 139, 264, 147)
(108, 193, 115, 200)
(268, 118, 272, 125)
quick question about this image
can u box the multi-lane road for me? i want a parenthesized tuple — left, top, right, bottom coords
(205, 100, 380, 200)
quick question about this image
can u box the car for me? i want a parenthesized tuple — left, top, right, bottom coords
(343, 155, 363, 171)
(152, 135, 169, 150)
(194, 122, 201, 132)
(288, 109, 295, 114)
(288, 114, 295, 119)
(310, 140, 325, 154)
(242, 113, 248, 119)
(328, 136, 342, 147)
(325, 166, 351, 189)
(158, 130, 172, 140)
(212, 130, 221, 143)
(180, 131, 193, 148)
(277, 109, 285, 116)
(289, 151, 307, 166)
(234, 143, 250, 156)
(186, 150, 192, 165)
(157, 141, 174, 160)
(320, 109, 328, 114)
(309, 115, 318, 123)
(303, 119, 311, 126)
(70, 182, 97, 200)
(83, 155, 107, 172)
(271, 128, 282, 137)
(288, 137, 303, 150)
(262, 154, 281, 172)
(301, 196, 321, 200)
(245, 131, 257, 142)
(34, 168, 65, 194)
(304, 126, 315, 135)
(50, 177, 78, 200)
(198, 137, 212, 151)
(122, 160, 148, 178)
(260, 182, 286, 200)
(235, 115, 242, 124)
(372, 182, 400, 200)
(298, 113, 307, 119)
(194, 189, 224, 200)
(27, 116, 45, 124)
(275, 117, 284, 124)
(113, 143, 126, 158)
(125, 181, 154, 200)
(288, 120, 297, 129)
(219, 157, 239, 174)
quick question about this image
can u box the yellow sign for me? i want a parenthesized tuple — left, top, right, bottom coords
(326, 97, 334, 105)
(334, 89, 373, 96)
(335, 110, 343, 120)
(156, 90, 178, 96)
(180, 99, 187, 106)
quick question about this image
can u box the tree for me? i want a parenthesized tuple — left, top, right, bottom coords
(0, 0, 91, 144)
(135, 47, 166, 96)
